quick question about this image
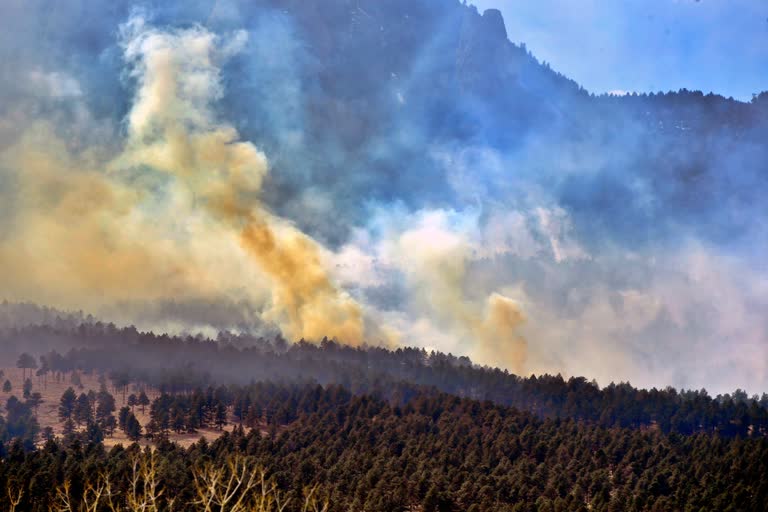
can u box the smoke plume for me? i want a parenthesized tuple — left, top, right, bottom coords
(0, 15, 369, 345)
(2, 1, 764, 392)
(359, 209, 528, 372)
(115, 16, 365, 343)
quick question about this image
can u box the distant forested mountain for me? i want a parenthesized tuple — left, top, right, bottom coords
(216, 0, 768, 246)
(1, 311, 766, 439)
(8, 0, 765, 246)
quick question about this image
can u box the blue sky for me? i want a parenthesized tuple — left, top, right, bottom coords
(474, 0, 768, 101)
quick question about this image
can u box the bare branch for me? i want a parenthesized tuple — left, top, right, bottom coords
(7, 483, 23, 512)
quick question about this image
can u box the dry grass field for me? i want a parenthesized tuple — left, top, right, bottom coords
(0, 367, 238, 448)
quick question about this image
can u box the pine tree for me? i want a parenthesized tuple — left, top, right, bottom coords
(37, 356, 50, 389)
(126, 413, 142, 441)
(58, 387, 77, 422)
(118, 406, 131, 431)
(41, 426, 55, 441)
(74, 392, 93, 426)
(86, 422, 104, 444)
(16, 352, 37, 381)
(96, 390, 116, 433)
(215, 401, 228, 430)
(22, 378, 32, 398)
(172, 408, 186, 433)
(138, 390, 150, 414)
(27, 392, 43, 416)
(70, 372, 82, 389)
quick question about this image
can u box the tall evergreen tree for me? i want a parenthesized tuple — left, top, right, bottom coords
(58, 387, 77, 423)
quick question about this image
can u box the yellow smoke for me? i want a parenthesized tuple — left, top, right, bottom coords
(477, 293, 527, 373)
(0, 17, 365, 344)
(114, 17, 365, 344)
(0, 16, 521, 363)
(240, 221, 363, 342)
(0, 123, 187, 306)
(392, 211, 528, 372)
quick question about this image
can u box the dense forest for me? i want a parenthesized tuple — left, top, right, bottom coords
(0, 381, 766, 511)
(0, 302, 767, 510)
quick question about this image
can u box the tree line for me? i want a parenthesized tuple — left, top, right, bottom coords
(2, 322, 767, 437)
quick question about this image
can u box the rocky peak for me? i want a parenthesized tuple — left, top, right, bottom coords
(482, 8, 508, 42)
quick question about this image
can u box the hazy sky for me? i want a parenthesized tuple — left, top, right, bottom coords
(474, 0, 768, 101)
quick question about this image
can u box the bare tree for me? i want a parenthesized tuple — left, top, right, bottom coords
(50, 452, 171, 512)
(47, 452, 325, 512)
(301, 485, 329, 512)
(192, 455, 289, 512)
(6, 483, 23, 512)
(125, 450, 170, 512)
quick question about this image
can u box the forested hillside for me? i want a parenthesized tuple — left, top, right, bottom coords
(0, 305, 766, 509)
(1, 0, 767, 509)
(2, 319, 767, 437)
(0, 381, 766, 511)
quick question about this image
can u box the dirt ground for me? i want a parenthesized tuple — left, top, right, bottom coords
(0, 367, 239, 448)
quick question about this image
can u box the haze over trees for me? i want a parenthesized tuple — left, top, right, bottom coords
(0, 305, 766, 509)
(1, 319, 766, 437)
(0, 0, 767, 509)
(1, 0, 767, 393)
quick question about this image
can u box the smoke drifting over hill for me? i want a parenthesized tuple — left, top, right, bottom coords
(0, 0, 766, 393)
(0, 15, 365, 345)
(0, 12, 522, 363)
